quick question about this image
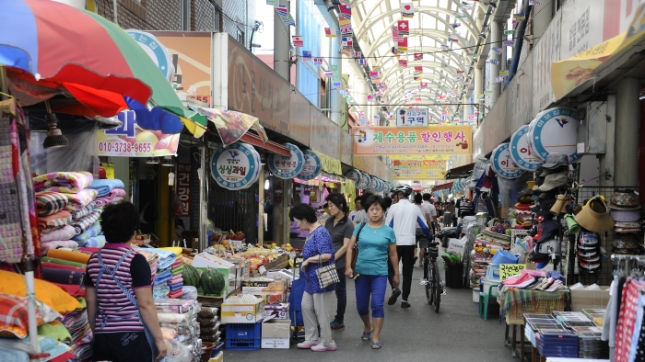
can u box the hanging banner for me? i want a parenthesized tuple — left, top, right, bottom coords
(529, 108, 580, 163)
(509, 125, 541, 171)
(353, 126, 471, 156)
(210, 143, 261, 190)
(97, 110, 180, 157)
(268, 143, 304, 179)
(393, 160, 446, 180)
(491, 143, 525, 179)
(176, 164, 191, 217)
(298, 150, 322, 180)
(396, 107, 429, 127)
(189, 107, 268, 147)
(401, 2, 414, 17)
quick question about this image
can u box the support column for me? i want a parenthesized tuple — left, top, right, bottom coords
(532, 0, 553, 40)
(489, 21, 502, 105)
(330, 28, 343, 126)
(615, 78, 641, 186)
(273, 3, 290, 82)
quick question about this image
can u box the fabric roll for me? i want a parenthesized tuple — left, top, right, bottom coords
(168, 282, 183, 292)
(41, 262, 85, 273)
(70, 203, 95, 220)
(41, 267, 84, 285)
(41, 257, 86, 269)
(70, 211, 101, 235)
(41, 240, 79, 255)
(87, 179, 124, 197)
(47, 249, 91, 265)
(63, 189, 98, 210)
(38, 211, 72, 230)
(72, 223, 102, 242)
(33, 172, 93, 194)
(36, 191, 68, 217)
(171, 265, 184, 276)
(168, 289, 183, 299)
(80, 235, 106, 248)
(40, 225, 76, 243)
(168, 275, 182, 285)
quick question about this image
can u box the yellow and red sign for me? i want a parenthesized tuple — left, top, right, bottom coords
(393, 160, 447, 180)
(353, 126, 472, 156)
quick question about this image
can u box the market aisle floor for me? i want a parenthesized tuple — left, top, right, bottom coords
(225, 265, 517, 362)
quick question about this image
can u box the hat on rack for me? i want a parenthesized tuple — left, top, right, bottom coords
(610, 209, 641, 222)
(536, 166, 554, 178)
(541, 153, 570, 169)
(608, 189, 641, 210)
(578, 231, 600, 246)
(574, 196, 615, 233)
(518, 193, 533, 204)
(611, 234, 641, 251)
(537, 219, 559, 243)
(538, 173, 569, 192)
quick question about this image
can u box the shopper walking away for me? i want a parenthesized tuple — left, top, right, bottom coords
(385, 185, 433, 308)
(345, 195, 399, 349)
(290, 204, 338, 352)
(422, 193, 439, 233)
(85, 202, 167, 362)
(324, 193, 355, 331)
(414, 193, 432, 267)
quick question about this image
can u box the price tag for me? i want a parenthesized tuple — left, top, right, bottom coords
(259, 266, 267, 275)
(499, 264, 526, 281)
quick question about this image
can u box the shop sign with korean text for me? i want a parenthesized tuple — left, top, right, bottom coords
(210, 143, 260, 190)
(97, 110, 180, 157)
(268, 143, 304, 179)
(509, 125, 541, 171)
(298, 150, 322, 181)
(396, 107, 429, 127)
(491, 143, 525, 179)
(176, 164, 191, 217)
(393, 160, 446, 180)
(353, 126, 471, 156)
(530, 107, 580, 163)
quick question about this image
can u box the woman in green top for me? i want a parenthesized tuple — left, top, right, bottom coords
(345, 195, 399, 349)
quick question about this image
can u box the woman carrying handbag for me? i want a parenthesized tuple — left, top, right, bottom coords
(345, 195, 399, 349)
(290, 204, 338, 352)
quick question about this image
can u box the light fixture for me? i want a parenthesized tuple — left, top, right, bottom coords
(264, 179, 270, 190)
(161, 156, 175, 167)
(168, 171, 175, 186)
(43, 101, 69, 149)
(146, 157, 160, 165)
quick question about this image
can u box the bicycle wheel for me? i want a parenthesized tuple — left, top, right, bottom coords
(433, 263, 441, 313)
(425, 257, 434, 306)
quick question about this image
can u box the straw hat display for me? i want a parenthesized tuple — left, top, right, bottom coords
(574, 196, 615, 233)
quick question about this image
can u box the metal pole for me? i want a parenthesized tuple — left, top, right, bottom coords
(258, 166, 265, 246)
(199, 139, 207, 251)
(273, 2, 290, 81)
(330, 26, 342, 126)
(615, 78, 640, 186)
(489, 21, 502, 105)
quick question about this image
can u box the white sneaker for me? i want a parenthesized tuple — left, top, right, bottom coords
(297, 339, 320, 349)
(311, 341, 338, 352)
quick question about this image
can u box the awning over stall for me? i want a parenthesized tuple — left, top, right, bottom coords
(445, 163, 474, 180)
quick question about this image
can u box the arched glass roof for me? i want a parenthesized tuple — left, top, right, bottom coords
(351, 0, 483, 119)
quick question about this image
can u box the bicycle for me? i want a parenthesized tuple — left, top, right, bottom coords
(420, 240, 442, 312)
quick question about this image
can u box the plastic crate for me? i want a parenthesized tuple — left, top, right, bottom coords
(225, 338, 261, 350)
(225, 321, 262, 339)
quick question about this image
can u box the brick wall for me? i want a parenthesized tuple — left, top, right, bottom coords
(192, 0, 215, 31)
(222, 0, 256, 49)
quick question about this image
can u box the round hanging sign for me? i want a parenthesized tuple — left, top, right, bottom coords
(298, 150, 322, 180)
(357, 173, 370, 190)
(126, 30, 174, 83)
(268, 143, 304, 179)
(368, 177, 378, 191)
(210, 143, 259, 190)
(530, 107, 580, 163)
(491, 143, 526, 179)
(345, 169, 362, 186)
(509, 125, 541, 172)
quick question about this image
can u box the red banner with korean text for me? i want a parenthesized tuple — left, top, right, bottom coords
(176, 164, 191, 217)
(353, 126, 472, 156)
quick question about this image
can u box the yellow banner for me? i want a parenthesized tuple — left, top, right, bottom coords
(313, 150, 342, 175)
(393, 160, 446, 180)
(353, 126, 472, 156)
(388, 155, 451, 161)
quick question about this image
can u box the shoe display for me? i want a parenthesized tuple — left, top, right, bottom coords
(297, 339, 320, 349)
(311, 341, 338, 352)
(330, 319, 345, 330)
(388, 288, 401, 305)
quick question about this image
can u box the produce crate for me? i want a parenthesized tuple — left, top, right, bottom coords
(225, 320, 263, 339)
(225, 338, 261, 351)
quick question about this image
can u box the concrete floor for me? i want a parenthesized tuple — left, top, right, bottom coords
(224, 265, 518, 362)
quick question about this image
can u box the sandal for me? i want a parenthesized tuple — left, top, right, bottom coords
(361, 329, 373, 341)
(371, 341, 382, 349)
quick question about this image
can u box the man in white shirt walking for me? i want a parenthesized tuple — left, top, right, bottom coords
(385, 185, 433, 308)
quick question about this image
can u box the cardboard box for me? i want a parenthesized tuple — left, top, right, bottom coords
(251, 291, 288, 304)
(261, 319, 291, 349)
(266, 269, 294, 283)
(570, 288, 610, 312)
(261, 338, 290, 349)
(264, 303, 290, 320)
(221, 301, 264, 324)
(193, 253, 236, 297)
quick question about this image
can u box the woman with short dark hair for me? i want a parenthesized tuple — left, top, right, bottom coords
(324, 193, 354, 331)
(85, 202, 167, 362)
(290, 204, 338, 352)
(344, 195, 399, 350)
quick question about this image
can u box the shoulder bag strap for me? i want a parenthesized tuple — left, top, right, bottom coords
(354, 222, 367, 248)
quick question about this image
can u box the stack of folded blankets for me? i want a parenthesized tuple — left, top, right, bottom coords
(89, 179, 126, 207)
(168, 259, 184, 299)
(147, 249, 178, 300)
(62, 300, 93, 360)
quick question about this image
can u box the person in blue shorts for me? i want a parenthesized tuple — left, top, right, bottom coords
(344, 195, 399, 350)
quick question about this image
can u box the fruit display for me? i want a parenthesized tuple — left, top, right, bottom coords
(181, 264, 201, 289)
(200, 268, 226, 295)
(226, 231, 246, 241)
(229, 248, 284, 273)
